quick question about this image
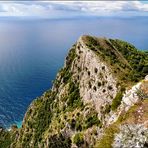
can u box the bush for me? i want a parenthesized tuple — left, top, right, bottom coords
(76, 123, 82, 131)
(142, 66, 148, 74)
(73, 133, 84, 146)
(111, 89, 124, 111)
(70, 119, 76, 130)
(48, 133, 72, 147)
(85, 113, 100, 128)
(67, 81, 83, 109)
(104, 104, 111, 114)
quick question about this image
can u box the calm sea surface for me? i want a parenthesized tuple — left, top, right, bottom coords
(0, 17, 148, 128)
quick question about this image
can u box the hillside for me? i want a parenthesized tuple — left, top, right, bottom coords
(0, 35, 148, 148)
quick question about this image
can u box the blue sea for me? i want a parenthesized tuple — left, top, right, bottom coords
(0, 17, 148, 128)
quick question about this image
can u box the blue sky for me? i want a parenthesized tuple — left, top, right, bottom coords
(141, 1, 148, 4)
(0, 1, 148, 18)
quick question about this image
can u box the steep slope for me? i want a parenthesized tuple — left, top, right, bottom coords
(1, 35, 148, 148)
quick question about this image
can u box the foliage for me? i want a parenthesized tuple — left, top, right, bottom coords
(4, 36, 148, 147)
(136, 88, 148, 100)
(59, 45, 77, 84)
(111, 88, 125, 111)
(104, 104, 111, 114)
(0, 129, 11, 148)
(19, 91, 55, 146)
(96, 124, 119, 148)
(48, 133, 71, 148)
(0, 128, 16, 148)
(85, 113, 100, 128)
(73, 133, 84, 147)
(67, 80, 83, 110)
(109, 39, 148, 82)
(85, 35, 148, 83)
(60, 67, 72, 83)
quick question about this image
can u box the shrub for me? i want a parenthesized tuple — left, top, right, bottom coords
(96, 124, 119, 148)
(67, 81, 83, 109)
(109, 39, 148, 82)
(142, 66, 148, 74)
(73, 133, 84, 146)
(0, 129, 12, 148)
(76, 123, 82, 131)
(85, 114, 100, 128)
(86, 36, 98, 47)
(48, 134, 72, 147)
(111, 88, 124, 111)
(61, 67, 72, 83)
(70, 119, 76, 130)
(104, 104, 111, 114)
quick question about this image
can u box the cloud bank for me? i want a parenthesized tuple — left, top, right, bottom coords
(0, 1, 148, 18)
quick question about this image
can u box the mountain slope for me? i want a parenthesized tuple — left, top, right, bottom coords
(1, 35, 148, 148)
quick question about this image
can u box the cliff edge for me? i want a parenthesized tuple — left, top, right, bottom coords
(1, 35, 148, 148)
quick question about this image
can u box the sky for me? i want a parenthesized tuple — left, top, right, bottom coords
(0, 1, 148, 18)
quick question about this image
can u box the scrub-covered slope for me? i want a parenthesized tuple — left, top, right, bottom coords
(1, 35, 148, 148)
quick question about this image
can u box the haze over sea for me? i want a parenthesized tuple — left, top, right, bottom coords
(0, 17, 148, 128)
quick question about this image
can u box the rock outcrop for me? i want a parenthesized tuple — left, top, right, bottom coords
(1, 35, 148, 148)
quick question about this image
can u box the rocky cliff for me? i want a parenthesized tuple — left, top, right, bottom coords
(0, 35, 148, 148)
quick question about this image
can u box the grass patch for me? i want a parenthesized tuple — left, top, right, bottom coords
(96, 124, 119, 148)
(73, 133, 84, 147)
(111, 87, 125, 111)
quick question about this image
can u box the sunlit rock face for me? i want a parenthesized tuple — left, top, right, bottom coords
(72, 36, 118, 117)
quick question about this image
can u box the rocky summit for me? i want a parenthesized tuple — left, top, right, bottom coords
(0, 35, 148, 148)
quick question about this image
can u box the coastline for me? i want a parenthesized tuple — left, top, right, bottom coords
(7, 121, 22, 131)
(15, 121, 22, 129)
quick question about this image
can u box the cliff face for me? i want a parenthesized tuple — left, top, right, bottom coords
(1, 35, 148, 148)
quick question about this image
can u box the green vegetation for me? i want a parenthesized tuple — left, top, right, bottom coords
(84, 36, 148, 84)
(13, 45, 82, 147)
(96, 124, 119, 148)
(2, 36, 147, 148)
(0, 129, 12, 148)
(48, 133, 71, 148)
(85, 112, 101, 128)
(0, 128, 17, 148)
(136, 87, 148, 100)
(59, 45, 77, 84)
(73, 133, 84, 147)
(67, 80, 83, 110)
(17, 90, 57, 147)
(96, 99, 148, 148)
(60, 67, 72, 83)
(68, 106, 100, 132)
(104, 104, 111, 114)
(109, 39, 148, 82)
(111, 87, 125, 111)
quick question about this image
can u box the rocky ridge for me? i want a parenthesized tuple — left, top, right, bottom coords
(0, 35, 148, 148)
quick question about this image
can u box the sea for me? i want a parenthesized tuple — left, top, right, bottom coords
(0, 17, 148, 128)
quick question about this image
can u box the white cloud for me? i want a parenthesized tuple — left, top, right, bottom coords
(0, 1, 148, 18)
